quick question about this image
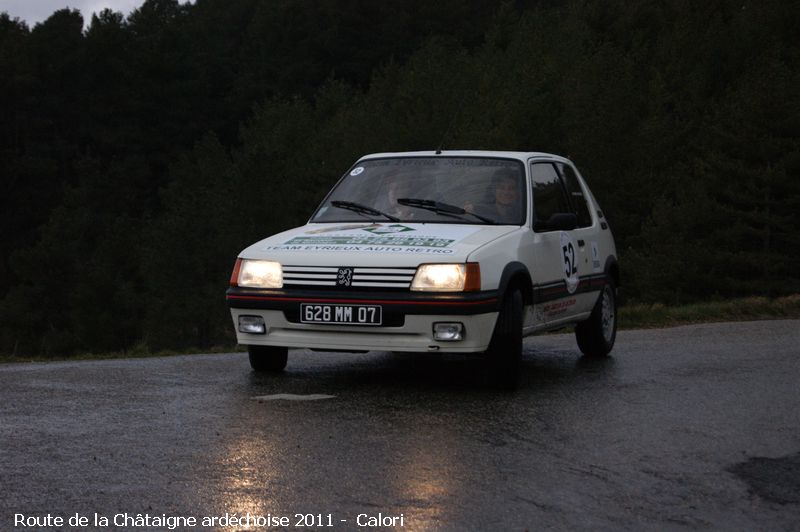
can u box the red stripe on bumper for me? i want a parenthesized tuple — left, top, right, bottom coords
(226, 294, 498, 307)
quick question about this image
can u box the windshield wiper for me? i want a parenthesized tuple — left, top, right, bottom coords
(398, 198, 495, 224)
(330, 200, 400, 222)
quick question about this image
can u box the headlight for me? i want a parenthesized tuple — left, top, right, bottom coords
(237, 259, 282, 288)
(411, 263, 480, 292)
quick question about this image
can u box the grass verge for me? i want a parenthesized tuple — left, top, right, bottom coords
(0, 343, 244, 364)
(619, 294, 800, 329)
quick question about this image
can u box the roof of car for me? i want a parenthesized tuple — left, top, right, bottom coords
(358, 150, 570, 163)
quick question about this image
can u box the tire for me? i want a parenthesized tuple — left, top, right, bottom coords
(575, 281, 617, 357)
(485, 288, 523, 389)
(248, 345, 288, 372)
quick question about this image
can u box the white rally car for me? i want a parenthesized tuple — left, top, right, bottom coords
(227, 151, 618, 387)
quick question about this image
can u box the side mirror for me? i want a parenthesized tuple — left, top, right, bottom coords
(534, 212, 578, 232)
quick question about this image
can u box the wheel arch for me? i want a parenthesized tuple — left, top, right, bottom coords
(496, 261, 533, 306)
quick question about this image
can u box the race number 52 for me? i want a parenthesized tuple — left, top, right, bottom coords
(560, 232, 579, 294)
(562, 241, 577, 277)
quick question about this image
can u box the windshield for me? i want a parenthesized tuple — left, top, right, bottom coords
(311, 157, 527, 225)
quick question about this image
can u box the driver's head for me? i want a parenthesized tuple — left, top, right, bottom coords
(383, 171, 415, 217)
(493, 168, 519, 207)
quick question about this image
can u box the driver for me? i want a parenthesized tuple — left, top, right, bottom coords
(492, 170, 522, 222)
(384, 172, 416, 220)
(465, 168, 522, 223)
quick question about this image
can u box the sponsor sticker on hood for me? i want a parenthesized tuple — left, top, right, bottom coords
(261, 223, 480, 255)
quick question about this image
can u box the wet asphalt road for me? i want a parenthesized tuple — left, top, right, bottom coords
(2, 320, 799, 531)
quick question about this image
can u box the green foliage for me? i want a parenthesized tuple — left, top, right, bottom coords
(620, 295, 800, 330)
(2, 157, 149, 354)
(0, 0, 798, 356)
(141, 134, 241, 349)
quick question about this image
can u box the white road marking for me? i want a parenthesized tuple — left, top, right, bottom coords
(252, 394, 336, 402)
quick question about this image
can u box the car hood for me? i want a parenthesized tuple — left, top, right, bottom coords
(240, 222, 520, 267)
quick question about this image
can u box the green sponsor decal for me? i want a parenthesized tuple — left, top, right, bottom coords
(362, 224, 416, 234)
(285, 235, 455, 248)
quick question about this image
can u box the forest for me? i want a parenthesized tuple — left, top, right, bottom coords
(1, 0, 798, 356)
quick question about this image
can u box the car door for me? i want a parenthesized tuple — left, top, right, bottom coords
(556, 161, 605, 316)
(528, 160, 586, 325)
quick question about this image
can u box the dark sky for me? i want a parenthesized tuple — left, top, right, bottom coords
(0, 0, 189, 27)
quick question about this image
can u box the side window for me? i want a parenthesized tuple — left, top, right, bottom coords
(558, 163, 593, 228)
(531, 162, 570, 228)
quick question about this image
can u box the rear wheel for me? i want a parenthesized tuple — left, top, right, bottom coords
(575, 281, 617, 357)
(485, 288, 523, 389)
(248, 345, 288, 372)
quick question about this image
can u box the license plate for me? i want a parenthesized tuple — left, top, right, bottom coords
(300, 303, 382, 326)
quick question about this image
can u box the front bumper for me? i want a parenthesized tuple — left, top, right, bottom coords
(226, 287, 500, 353)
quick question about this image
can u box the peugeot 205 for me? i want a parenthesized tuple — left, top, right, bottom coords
(227, 151, 619, 387)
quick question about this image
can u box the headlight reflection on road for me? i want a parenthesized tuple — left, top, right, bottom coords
(389, 435, 457, 526)
(212, 436, 283, 531)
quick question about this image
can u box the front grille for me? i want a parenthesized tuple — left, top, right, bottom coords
(282, 265, 416, 290)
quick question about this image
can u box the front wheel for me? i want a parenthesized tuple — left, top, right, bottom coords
(248, 345, 288, 372)
(484, 288, 523, 389)
(575, 281, 617, 357)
